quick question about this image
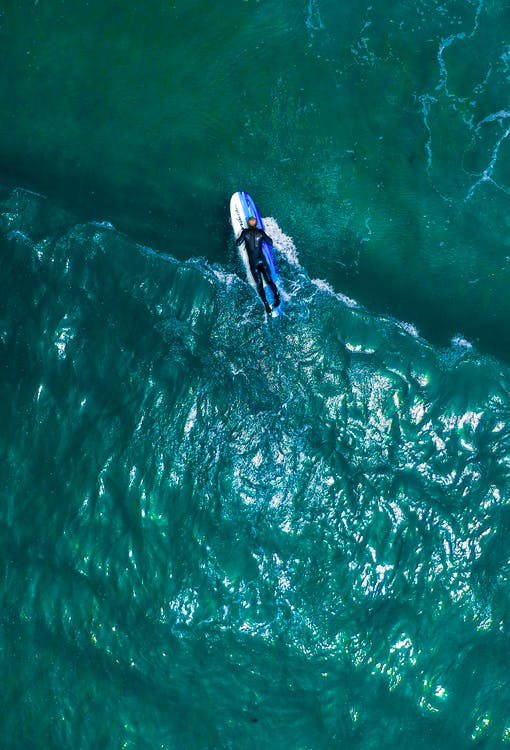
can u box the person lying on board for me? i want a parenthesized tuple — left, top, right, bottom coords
(236, 216, 281, 314)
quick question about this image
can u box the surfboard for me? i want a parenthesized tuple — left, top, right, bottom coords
(230, 191, 282, 316)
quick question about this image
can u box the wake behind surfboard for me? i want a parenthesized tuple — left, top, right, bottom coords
(230, 191, 283, 317)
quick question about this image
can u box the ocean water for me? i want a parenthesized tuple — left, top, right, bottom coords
(2, 1, 510, 748)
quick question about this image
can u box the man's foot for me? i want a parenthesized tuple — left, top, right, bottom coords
(264, 302, 272, 314)
(272, 296, 280, 310)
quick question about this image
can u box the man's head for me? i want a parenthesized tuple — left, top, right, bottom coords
(248, 216, 257, 227)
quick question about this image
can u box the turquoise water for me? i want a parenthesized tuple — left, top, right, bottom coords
(2, 1, 510, 748)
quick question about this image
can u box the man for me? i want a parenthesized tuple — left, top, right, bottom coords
(236, 217, 281, 314)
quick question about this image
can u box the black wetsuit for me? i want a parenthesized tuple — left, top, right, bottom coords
(236, 226, 280, 312)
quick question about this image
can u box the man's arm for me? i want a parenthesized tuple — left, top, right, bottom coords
(261, 230, 273, 246)
(235, 228, 247, 246)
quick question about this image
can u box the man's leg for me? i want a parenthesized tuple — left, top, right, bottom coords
(254, 265, 272, 314)
(260, 264, 280, 308)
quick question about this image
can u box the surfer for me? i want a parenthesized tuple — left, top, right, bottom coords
(236, 217, 281, 314)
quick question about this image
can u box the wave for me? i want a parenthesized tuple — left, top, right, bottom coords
(2, 186, 510, 748)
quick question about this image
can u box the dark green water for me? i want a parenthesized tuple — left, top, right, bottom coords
(3, 1, 510, 748)
(3, 0, 510, 353)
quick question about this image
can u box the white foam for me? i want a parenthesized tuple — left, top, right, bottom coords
(211, 266, 240, 286)
(397, 320, 420, 338)
(90, 220, 116, 231)
(451, 334, 473, 350)
(262, 216, 300, 266)
(311, 277, 359, 308)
